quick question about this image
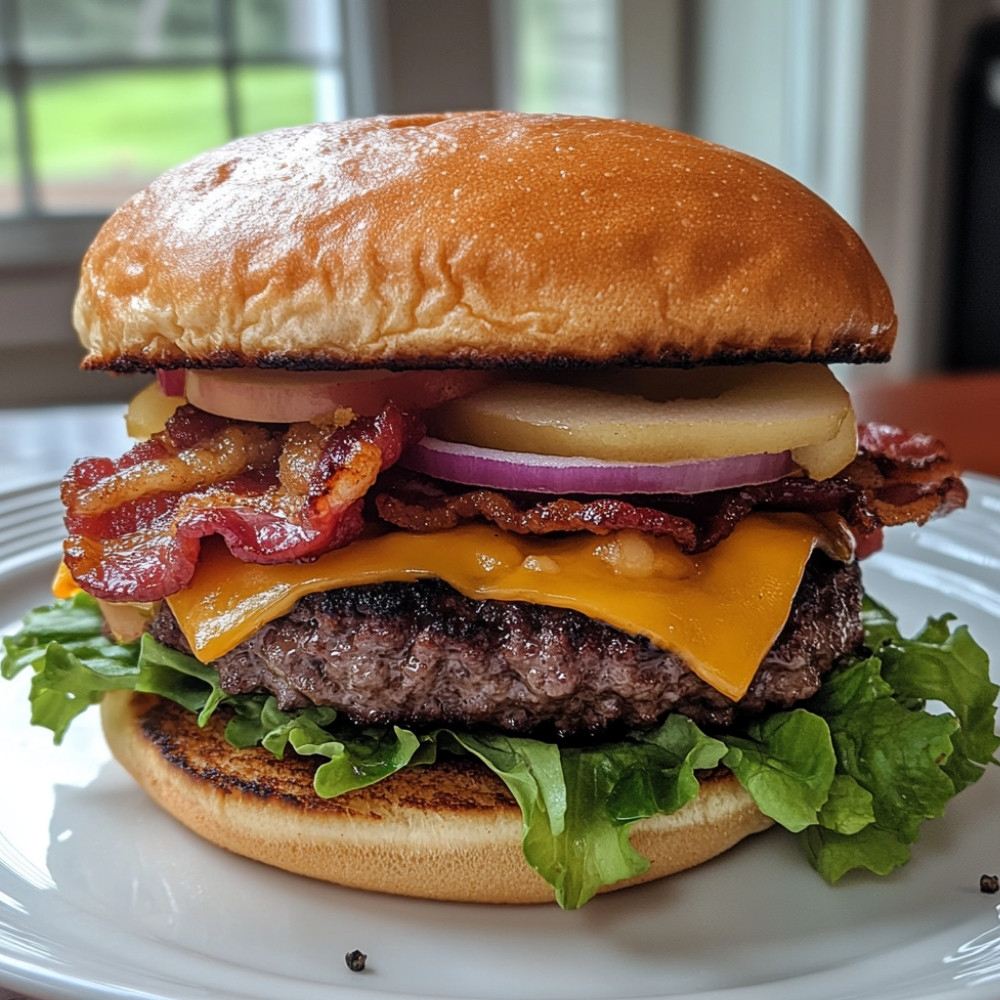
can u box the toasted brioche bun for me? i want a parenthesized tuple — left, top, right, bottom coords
(101, 690, 774, 904)
(75, 112, 895, 373)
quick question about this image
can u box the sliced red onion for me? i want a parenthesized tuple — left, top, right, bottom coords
(400, 437, 798, 495)
(157, 370, 187, 398)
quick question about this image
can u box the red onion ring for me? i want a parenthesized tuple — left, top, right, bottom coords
(400, 437, 798, 495)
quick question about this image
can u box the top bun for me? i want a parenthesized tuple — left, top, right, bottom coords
(74, 112, 896, 373)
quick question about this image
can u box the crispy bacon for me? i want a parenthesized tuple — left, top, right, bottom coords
(63, 404, 421, 602)
(850, 423, 968, 524)
(63, 413, 966, 603)
(375, 477, 701, 548)
(856, 423, 953, 468)
(374, 423, 968, 556)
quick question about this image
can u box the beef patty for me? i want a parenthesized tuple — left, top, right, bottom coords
(148, 552, 863, 736)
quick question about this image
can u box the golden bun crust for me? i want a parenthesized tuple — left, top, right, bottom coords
(101, 690, 773, 904)
(75, 112, 895, 373)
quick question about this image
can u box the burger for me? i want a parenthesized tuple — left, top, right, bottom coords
(3, 112, 996, 909)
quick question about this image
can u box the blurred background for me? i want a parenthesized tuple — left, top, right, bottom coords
(1, 0, 999, 407)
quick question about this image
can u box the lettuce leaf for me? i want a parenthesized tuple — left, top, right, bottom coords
(2, 591, 996, 908)
(795, 598, 1000, 880)
(452, 716, 729, 909)
(800, 823, 912, 883)
(2, 593, 141, 741)
(720, 709, 836, 832)
(862, 600, 999, 791)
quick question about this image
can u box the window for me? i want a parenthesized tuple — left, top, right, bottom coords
(0, 74, 16, 214)
(0, 0, 348, 218)
(689, 0, 865, 228)
(504, 0, 619, 117)
(496, 0, 684, 130)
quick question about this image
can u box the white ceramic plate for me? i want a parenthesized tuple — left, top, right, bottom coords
(1, 474, 1000, 1000)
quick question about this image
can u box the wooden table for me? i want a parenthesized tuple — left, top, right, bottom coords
(853, 371, 1000, 479)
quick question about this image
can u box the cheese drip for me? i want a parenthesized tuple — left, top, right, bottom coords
(166, 514, 823, 702)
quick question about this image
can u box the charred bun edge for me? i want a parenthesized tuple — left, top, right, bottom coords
(101, 690, 774, 904)
(83, 342, 893, 374)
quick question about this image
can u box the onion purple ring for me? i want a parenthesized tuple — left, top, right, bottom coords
(400, 437, 798, 495)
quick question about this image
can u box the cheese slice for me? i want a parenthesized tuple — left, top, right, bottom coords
(166, 513, 824, 702)
(52, 560, 80, 599)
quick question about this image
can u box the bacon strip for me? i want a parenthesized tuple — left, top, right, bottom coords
(63, 404, 421, 602)
(850, 423, 968, 525)
(374, 423, 968, 556)
(375, 477, 700, 549)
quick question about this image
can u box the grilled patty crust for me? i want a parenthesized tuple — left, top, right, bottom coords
(148, 552, 863, 736)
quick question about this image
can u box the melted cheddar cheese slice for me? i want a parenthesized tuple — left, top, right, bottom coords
(166, 513, 824, 702)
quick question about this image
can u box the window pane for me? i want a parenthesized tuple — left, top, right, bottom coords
(30, 67, 229, 212)
(511, 0, 618, 116)
(236, 65, 319, 135)
(0, 86, 18, 215)
(235, 0, 329, 59)
(21, 0, 221, 63)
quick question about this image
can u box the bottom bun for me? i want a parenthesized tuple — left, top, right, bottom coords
(101, 690, 774, 904)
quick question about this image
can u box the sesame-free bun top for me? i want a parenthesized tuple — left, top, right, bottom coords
(74, 112, 896, 373)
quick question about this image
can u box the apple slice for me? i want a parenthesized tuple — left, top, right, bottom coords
(125, 380, 186, 439)
(184, 368, 498, 423)
(427, 363, 857, 480)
